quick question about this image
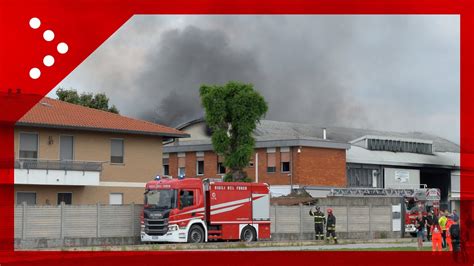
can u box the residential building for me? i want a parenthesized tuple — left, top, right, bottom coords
(14, 97, 188, 205)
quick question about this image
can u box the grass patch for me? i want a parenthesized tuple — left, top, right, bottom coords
(333, 246, 434, 251)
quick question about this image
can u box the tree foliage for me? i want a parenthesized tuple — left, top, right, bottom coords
(56, 88, 119, 114)
(200, 81, 268, 182)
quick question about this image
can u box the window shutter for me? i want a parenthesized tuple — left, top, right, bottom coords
(178, 157, 186, 168)
(281, 152, 290, 162)
(267, 153, 276, 167)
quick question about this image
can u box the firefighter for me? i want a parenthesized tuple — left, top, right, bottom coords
(439, 210, 448, 248)
(431, 220, 442, 252)
(446, 214, 454, 251)
(425, 211, 435, 241)
(309, 206, 326, 240)
(325, 208, 337, 244)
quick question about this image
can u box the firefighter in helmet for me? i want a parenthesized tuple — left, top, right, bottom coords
(309, 206, 326, 240)
(326, 208, 337, 244)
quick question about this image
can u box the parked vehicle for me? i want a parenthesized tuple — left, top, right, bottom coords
(140, 177, 271, 243)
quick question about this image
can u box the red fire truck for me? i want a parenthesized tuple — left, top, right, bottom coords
(404, 188, 441, 236)
(140, 177, 271, 243)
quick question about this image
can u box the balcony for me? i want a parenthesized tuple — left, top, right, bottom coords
(14, 159, 102, 186)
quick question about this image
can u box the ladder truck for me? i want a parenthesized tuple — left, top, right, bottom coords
(328, 186, 441, 237)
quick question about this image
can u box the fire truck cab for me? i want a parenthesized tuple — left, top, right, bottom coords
(140, 177, 271, 243)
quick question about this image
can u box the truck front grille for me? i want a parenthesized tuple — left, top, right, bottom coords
(144, 218, 169, 236)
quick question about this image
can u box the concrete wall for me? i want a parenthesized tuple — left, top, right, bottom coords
(271, 197, 401, 240)
(15, 197, 400, 249)
(15, 203, 142, 249)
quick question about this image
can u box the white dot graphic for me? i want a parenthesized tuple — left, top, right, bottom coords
(29, 18, 41, 29)
(43, 30, 55, 41)
(29, 68, 41, 79)
(57, 42, 68, 54)
(43, 55, 55, 67)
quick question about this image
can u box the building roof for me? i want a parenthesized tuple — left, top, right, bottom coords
(174, 118, 459, 152)
(164, 137, 350, 153)
(347, 146, 459, 169)
(17, 97, 189, 138)
(255, 120, 459, 153)
(170, 118, 460, 168)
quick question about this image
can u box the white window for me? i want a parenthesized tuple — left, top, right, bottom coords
(217, 162, 226, 174)
(178, 167, 186, 177)
(196, 159, 204, 176)
(16, 192, 36, 205)
(19, 133, 38, 159)
(57, 192, 72, 205)
(281, 147, 290, 173)
(111, 139, 124, 164)
(109, 193, 123, 205)
(178, 153, 186, 177)
(60, 135, 74, 161)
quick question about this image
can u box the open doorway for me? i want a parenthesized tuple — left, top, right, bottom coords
(420, 168, 451, 210)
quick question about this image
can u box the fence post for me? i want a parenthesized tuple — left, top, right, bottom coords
(274, 205, 278, 233)
(60, 202, 65, 239)
(299, 203, 303, 240)
(96, 203, 101, 238)
(368, 203, 373, 240)
(131, 203, 135, 237)
(22, 202, 27, 240)
(346, 205, 349, 234)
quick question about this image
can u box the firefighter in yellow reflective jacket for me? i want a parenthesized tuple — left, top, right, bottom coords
(309, 206, 326, 240)
(326, 208, 338, 244)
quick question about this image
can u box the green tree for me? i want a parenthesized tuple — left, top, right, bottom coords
(200, 81, 268, 182)
(56, 88, 119, 114)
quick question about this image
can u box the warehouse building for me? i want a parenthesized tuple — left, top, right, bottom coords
(163, 119, 459, 209)
(163, 119, 350, 193)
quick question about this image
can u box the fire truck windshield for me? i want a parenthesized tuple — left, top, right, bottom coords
(145, 189, 177, 209)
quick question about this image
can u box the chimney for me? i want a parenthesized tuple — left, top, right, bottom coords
(323, 128, 327, 140)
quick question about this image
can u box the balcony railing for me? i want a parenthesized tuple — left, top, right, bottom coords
(15, 159, 103, 172)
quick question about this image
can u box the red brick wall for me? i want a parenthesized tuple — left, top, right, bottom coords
(165, 146, 347, 187)
(254, 148, 294, 185)
(168, 153, 178, 178)
(293, 147, 347, 187)
(204, 151, 218, 177)
(185, 152, 197, 177)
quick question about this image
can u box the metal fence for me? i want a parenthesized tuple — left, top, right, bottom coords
(15, 159, 103, 172)
(15, 203, 395, 241)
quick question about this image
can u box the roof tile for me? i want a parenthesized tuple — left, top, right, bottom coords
(17, 98, 188, 138)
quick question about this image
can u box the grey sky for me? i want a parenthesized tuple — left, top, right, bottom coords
(51, 15, 460, 143)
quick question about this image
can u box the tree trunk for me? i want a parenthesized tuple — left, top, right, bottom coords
(231, 169, 246, 182)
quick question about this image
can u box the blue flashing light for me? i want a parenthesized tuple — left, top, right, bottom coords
(155, 175, 161, 181)
(178, 175, 185, 180)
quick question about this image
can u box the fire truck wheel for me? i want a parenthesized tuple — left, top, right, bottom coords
(241, 226, 256, 242)
(188, 225, 205, 243)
